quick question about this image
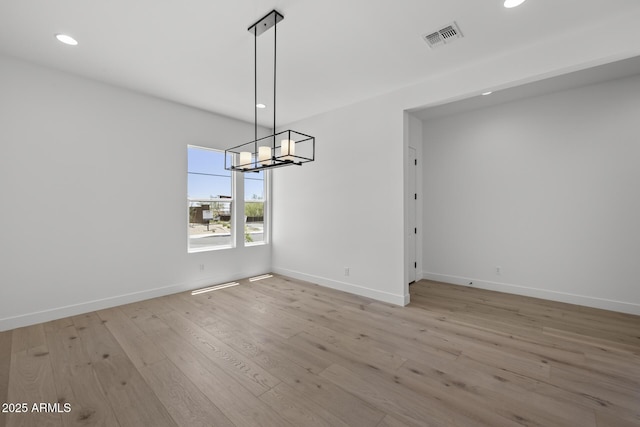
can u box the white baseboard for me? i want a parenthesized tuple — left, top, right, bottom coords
(273, 267, 407, 306)
(422, 272, 640, 316)
(0, 273, 260, 332)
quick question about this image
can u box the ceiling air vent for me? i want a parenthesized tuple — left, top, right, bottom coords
(422, 22, 463, 49)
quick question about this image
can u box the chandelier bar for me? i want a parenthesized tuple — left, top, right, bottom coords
(225, 9, 315, 173)
(224, 130, 315, 171)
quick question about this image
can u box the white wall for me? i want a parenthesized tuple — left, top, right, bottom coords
(422, 74, 640, 315)
(0, 55, 271, 331)
(2, 8, 639, 328)
(272, 9, 640, 309)
(271, 99, 408, 305)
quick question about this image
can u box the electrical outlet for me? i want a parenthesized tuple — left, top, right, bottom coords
(496, 266, 501, 275)
(199, 264, 205, 271)
(344, 267, 350, 276)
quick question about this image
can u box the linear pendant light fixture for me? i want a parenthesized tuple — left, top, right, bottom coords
(225, 10, 315, 172)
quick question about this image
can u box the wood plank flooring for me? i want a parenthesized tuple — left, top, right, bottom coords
(2, 275, 639, 426)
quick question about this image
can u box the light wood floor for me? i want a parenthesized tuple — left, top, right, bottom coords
(1, 275, 639, 427)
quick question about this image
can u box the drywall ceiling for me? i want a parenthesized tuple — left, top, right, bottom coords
(1, 0, 640, 127)
(412, 55, 640, 122)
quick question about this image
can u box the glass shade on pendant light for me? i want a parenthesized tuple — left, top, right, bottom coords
(281, 139, 295, 160)
(258, 146, 272, 165)
(239, 151, 252, 169)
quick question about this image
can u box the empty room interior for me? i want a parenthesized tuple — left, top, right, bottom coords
(1, 1, 639, 426)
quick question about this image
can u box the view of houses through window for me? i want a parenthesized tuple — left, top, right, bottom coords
(188, 145, 267, 251)
(245, 170, 266, 244)
(188, 146, 233, 251)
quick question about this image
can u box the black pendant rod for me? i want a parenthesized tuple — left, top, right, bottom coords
(254, 26, 258, 146)
(273, 15, 277, 150)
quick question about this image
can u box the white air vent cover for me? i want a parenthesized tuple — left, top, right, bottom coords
(422, 22, 463, 49)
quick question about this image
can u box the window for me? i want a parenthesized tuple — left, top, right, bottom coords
(244, 170, 266, 244)
(188, 146, 233, 251)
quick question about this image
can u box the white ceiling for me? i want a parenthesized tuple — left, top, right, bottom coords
(2, 0, 640, 127)
(412, 55, 640, 122)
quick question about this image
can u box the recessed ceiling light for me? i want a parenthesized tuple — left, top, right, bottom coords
(55, 34, 78, 46)
(504, 0, 527, 8)
(482, 91, 493, 96)
(256, 103, 266, 109)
